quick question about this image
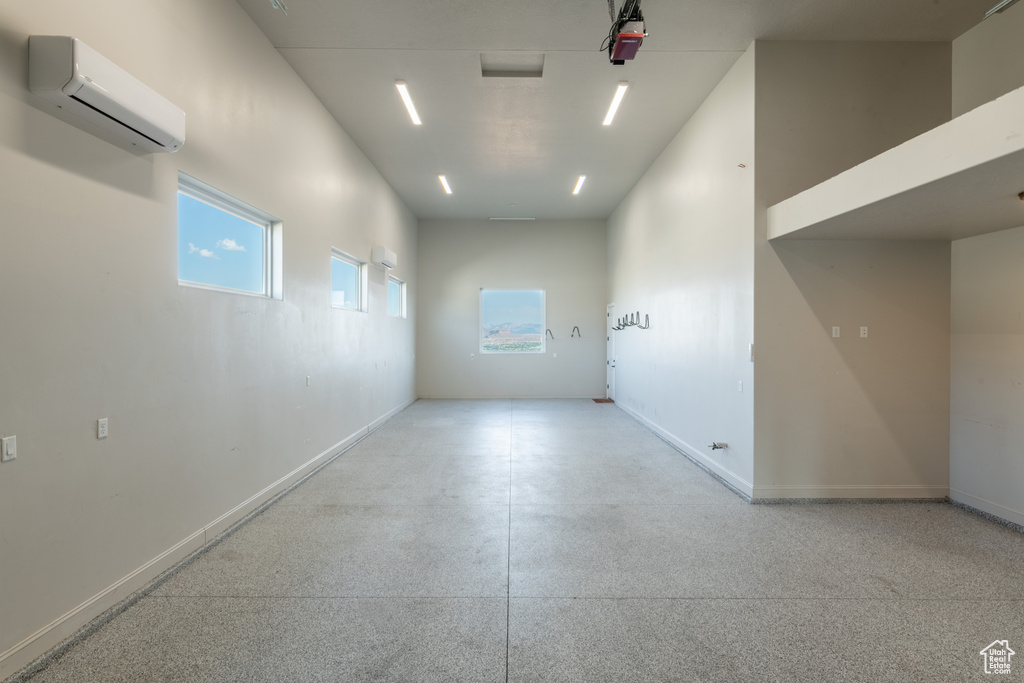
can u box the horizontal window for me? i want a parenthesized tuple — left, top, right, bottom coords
(177, 174, 282, 299)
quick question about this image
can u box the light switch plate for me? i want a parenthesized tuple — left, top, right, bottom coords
(1, 436, 16, 462)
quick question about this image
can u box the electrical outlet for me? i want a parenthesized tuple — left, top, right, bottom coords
(860, 326, 869, 338)
(97, 418, 108, 439)
(1, 436, 16, 462)
(832, 326, 840, 338)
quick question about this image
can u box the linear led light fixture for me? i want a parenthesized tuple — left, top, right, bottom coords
(986, 0, 1020, 18)
(603, 82, 629, 125)
(438, 175, 453, 194)
(395, 81, 422, 125)
(489, 217, 536, 221)
(268, 0, 288, 14)
(573, 175, 587, 195)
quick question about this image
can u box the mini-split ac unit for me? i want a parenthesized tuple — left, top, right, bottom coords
(29, 36, 186, 153)
(371, 246, 397, 270)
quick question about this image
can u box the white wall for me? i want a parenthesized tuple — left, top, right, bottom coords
(607, 48, 756, 495)
(949, 7, 1024, 526)
(606, 42, 955, 501)
(753, 41, 952, 499)
(953, 0, 1024, 117)
(0, 0, 416, 675)
(951, 228, 1024, 526)
(417, 220, 606, 399)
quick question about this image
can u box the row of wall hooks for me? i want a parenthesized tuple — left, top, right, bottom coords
(613, 312, 650, 331)
(546, 327, 584, 340)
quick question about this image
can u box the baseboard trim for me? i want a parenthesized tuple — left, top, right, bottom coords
(615, 403, 754, 500)
(199, 426, 369, 542)
(0, 400, 413, 682)
(950, 489, 1024, 529)
(416, 394, 607, 400)
(751, 485, 950, 502)
(0, 528, 207, 683)
(369, 396, 417, 433)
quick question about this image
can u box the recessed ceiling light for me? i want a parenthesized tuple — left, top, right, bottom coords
(986, 0, 1020, 19)
(573, 175, 587, 195)
(395, 81, 422, 125)
(603, 82, 629, 126)
(438, 175, 452, 194)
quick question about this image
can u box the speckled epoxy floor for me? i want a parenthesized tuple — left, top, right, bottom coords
(13, 399, 1024, 682)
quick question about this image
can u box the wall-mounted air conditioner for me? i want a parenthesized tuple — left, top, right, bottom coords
(371, 246, 397, 270)
(29, 36, 186, 153)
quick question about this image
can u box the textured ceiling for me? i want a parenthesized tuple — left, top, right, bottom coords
(236, 0, 993, 221)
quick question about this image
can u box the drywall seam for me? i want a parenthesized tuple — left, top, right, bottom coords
(0, 402, 410, 681)
(950, 488, 1024, 528)
(616, 402, 754, 499)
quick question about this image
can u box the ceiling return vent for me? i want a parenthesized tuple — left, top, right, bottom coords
(480, 52, 545, 78)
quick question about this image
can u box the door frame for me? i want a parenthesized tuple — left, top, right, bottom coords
(606, 303, 616, 400)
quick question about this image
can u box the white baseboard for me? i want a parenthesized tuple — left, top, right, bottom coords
(950, 488, 1024, 527)
(751, 484, 949, 501)
(0, 528, 207, 682)
(416, 394, 606, 400)
(0, 405, 409, 680)
(368, 396, 416, 433)
(615, 403, 754, 499)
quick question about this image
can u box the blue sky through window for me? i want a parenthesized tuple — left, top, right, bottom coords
(178, 192, 266, 294)
(388, 278, 401, 316)
(331, 256, 359, 309)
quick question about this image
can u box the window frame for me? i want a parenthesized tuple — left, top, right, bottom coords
(330, 248, 367, 312)
(479, 288, 546, 355)
(177, 173, 283, 300)
(387, 275, 406, 318)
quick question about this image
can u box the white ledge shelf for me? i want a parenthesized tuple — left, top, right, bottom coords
(768, 85, 1024, 241)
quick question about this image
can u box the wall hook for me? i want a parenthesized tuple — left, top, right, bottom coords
(546, 329, 554, 339)
(638, 314, 650, 330)
(571, 326, 581, 338)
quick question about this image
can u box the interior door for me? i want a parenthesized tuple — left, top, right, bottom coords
(606, 304, 616, 400)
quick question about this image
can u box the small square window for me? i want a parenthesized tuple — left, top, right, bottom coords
(177, 174, 282, 299)
(388, 275, 406, 318)
(331, 249, 366, 311)
(480, 289, 545, 354)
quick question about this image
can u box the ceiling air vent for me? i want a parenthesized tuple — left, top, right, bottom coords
(480, 52, 545, 78)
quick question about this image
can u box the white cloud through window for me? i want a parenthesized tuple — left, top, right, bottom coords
(216, 238, 247, 252)
(188, 242, 219, 259)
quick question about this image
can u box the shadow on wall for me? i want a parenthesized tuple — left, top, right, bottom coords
(768, 239, 951, 484)
(0, 28, 159, 200)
